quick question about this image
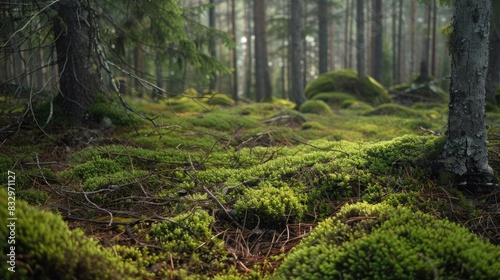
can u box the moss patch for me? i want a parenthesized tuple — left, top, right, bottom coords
(275, 202, 500, 280)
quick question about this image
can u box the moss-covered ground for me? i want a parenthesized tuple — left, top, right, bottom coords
(1, 92, 500, 279)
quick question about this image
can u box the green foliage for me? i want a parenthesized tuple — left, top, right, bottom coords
(88, 97, 139, 126)
(299, 100, 333, 116)
(0, 191, 141, 279)
(275, 202, 500, 280)
(305, 69, 391, 106)
(234, 182, 306, 229)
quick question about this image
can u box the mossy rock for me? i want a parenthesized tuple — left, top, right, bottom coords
(275, 202, 500, 280)
(390, 82, 448, 106)
(310, 92, 356, 106)
(341, 100, 374, 111)
(299, 100, 332, 116)
(305, 69, 391, 106)
(0, 191, 141, 279)
(301, 121, 326, 130)
(363, 103, 424, 118)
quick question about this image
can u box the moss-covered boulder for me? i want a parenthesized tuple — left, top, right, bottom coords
(390, 82, 448, 106)
(275, 202, 500, 280)
(299, 100, 332, 116)
(0, 191, 140, 279)
(305, 69, 391, 106)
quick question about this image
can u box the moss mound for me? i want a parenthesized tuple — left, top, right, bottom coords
(299, 100, 332, 116)
(0, 191, 140, 279)
(205, 93, 235, 106)
(363, 103, 424, 118)
(234, 182, 306, 229)
(390, 82, 448, 106)
(275, 202, 500, 280)
(310, 91, 356, 105)
(305, 69, 391, 106)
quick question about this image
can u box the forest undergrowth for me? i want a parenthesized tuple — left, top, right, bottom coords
(1, 93, 500, 279)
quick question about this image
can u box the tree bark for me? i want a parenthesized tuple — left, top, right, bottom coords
(253, 0, 272, 102)
(291, 0, 306, 108)
(53, 0, 96, 124)
(444, 0, 493, 182)
(372, 0, 383, 83)
(318, 0, 329, 74)
(208, 0, 217, 92)
(486, 1, 500, 104)
(355, 0, 365, 78)
(231, 0, 239, 104)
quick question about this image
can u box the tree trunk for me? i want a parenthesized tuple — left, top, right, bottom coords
(291, 0, 306, 108)
(355, 0, 365, 78)
(53, 0, 96, 124)
(208, 0, 217, 92)
(253, 0, 272, 102)
(344, 0, 350, 69)
(409, 0, 417, 76)
(397, 0, 404, 83)
(486, 2, 500, 105)
(318, 0, 328, 74)
(444, 0, 493, 184)
(372, 0, 383, 83)
(231, 0, 239, 104)
(431, 0, 438, 77)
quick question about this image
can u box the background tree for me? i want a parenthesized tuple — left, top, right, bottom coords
(444, 0, 494, 185)
(371, 0, 383, 83)
(290, 0, 306, 107)
(253, 0, 273, 102)
(317, 0, 329, 74)
(486, 1, 500, 105)
(355, 0, 365, 77)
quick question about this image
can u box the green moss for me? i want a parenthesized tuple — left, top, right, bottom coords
(83, 170, 150, 191)
(390, 82, 448, 105)
(0, 191, 141, 279)
(299, 100, 332, 116)
(305, 69, 391, 106)
(301, 121, 326, 130)
(310, 92, 356, 106)
(205, 93, 235, 106)
(275, 202, 500, 280)
(88, 96, 141, 126)
(234, 182, 306, 229)
(64, 157, 125, 181)
(363, 103, 424, 118)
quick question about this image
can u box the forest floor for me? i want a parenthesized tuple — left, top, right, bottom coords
(2, 93, 500, 279)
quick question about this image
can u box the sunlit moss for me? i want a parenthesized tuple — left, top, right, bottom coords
(275, 202, 500, 280)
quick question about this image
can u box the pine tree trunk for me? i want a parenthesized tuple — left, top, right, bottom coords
(318, 0, 329, 74)
(356, 0, 365, 78)
(53, 0, 96, 124)
(231, 0, 238, 103)
(291, 0, 306, 107)
(372, 0, 383, 82)
(486, 2, 500, 105)
(253, 0, 272, 102)
(444, 0, 493, 183)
